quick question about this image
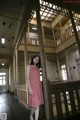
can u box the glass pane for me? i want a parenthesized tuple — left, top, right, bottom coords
(0, 80, 2, 85)
(0, 77, 2, 79)
(3, 76, 5, 80)
(3, 80, 6, 85)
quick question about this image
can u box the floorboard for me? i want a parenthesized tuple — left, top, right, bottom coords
(0, 93, 30, 120)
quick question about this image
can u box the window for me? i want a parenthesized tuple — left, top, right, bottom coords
(0, 72, 6, 85)
(61, 64, 67, 80)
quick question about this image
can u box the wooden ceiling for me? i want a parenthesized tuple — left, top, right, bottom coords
(0, 0, 80, 68)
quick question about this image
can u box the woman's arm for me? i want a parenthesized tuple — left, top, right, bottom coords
(27, 65, 32, 94)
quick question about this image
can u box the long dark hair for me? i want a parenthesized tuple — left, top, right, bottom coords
(30, 55, 41, 68)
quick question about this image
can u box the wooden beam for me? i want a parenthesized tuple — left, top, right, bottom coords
(56, 35, 76, 53)
(36, 0, 53, 119)
(52, 15, 63, 28)
(31, 19, 52, 28)
(19, 31, 80, 54)
(68, 7, 80, 55)
(18, 45, 56, 53)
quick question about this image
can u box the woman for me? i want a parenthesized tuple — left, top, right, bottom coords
(27, 55, 44, 120)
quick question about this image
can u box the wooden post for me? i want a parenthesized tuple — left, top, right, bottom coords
(15, 47, 19, 97)
(59, 21, 63, 42)
(27, 26, 31, 44)
(65, 50, 71, 80)
(52, 29, 56, 42)
(13, 54, 16, 86)
(56, 55, 62, 81)
(68, 7, 80, 55)
(24, 27, 29, 105)
(42, 26, 45, 45)
(36, 0, 53, 120)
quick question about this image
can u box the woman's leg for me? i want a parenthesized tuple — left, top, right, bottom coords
(30, 107, 35, 120)
(34, 106, 39, 120)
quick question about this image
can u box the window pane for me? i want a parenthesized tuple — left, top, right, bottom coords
(3, 80, 6, 85)
(0, 80, 2, 85)
(3, 76, 5, 80)
(61, 64, 67, 80)
(0, 77, 2, 79)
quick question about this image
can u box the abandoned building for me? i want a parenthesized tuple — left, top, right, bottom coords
(0, 0, 80, 120)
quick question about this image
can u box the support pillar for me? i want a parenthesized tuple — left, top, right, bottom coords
(68, 8, 80, 55)
(13, 54, 16, 86)
(24, 27, 29, 105)
(52, 29, 56, 43)
(59, 21, 63, 42)
(15, 48, 19, 97)
(65, 50, 71, 80)
(9, 62, 14, 93)
(56, 55, 62, 81)
(36, 0, 53, 120)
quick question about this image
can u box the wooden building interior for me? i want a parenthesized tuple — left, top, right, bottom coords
(0, 0, 80, 120)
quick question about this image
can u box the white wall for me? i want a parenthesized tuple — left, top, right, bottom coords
(67, 48, 79, 80)
(46, 59, 58, 82)
(9, 63, 14, 93)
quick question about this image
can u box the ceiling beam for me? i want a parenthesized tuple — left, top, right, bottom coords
(31, 19, 52, 28)
(52, 15, 63, 28)
(43, 0, 80, 14)
(18, 44, 56, 53)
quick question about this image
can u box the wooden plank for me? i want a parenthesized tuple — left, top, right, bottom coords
(36, 0, 53, 120)
(63, 91, 70, 117)
(69, 90, 77, 115)
(75, 89, 80, 111)
(55, 92, 63, 120)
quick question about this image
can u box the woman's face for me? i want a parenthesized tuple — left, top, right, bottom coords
(33, 56, 39, 64)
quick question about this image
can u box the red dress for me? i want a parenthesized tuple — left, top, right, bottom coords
(28, 65, 44, 107)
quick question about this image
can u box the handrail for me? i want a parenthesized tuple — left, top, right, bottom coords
(50, 80, 80, 120)
(14, 80, 80, 120)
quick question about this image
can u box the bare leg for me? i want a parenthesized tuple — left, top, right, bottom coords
(34, 106, 39, 120)
(30, 108, 35, 120)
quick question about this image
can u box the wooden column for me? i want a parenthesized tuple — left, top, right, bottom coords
(42, 26, 45, 45)
(15, 47, 19, 97)
(65, 50, 71, 80)
(9, 61, 14, 93)
(59, 21, 63, 42)
(56, 55, 62, 81)
(52, 29, 56, 42)
(27, 26, 30, 44)
(36, 0, 53, 120)
(15, 48, 19, 85)
(13, 54, 16, 86)
(68, 8, 80, 55)
(24, 27, 29, 105)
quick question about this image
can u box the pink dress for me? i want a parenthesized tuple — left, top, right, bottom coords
(28, 65, 44, 107)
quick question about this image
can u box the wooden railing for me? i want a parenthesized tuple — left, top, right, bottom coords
(27, 38, 56, 48)
(14, 85, 18, 98)
(27, 30, 80, 48)
(56, 30, 80, 46)
(14, 81, 80, 120)
(18, 89, 27, 107)
(50, 80, 80, 120)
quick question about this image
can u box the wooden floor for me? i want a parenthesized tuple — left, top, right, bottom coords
(1, 93, 80, 120)
(0, 93, 30, 120)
